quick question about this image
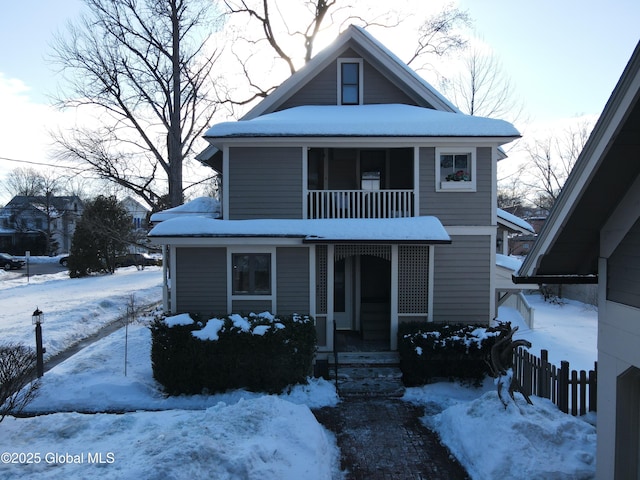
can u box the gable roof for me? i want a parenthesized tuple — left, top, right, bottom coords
(243, 25, 460, 121)
(197, 25, 518, 165)
(516, 40, 640, 283)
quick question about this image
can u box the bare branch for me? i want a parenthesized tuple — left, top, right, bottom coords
(50, 0, 222, 208)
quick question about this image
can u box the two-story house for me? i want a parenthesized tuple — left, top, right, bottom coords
(0, 195, 83, 255)
(149, 25, 520, 355)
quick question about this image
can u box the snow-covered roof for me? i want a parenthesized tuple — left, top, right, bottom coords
(150, 197, 221, 223)
(496, 253, 524, 272)
(204, 104, 520, 141)
(149, 216, 451, 244)
(497, 208, 535, 234)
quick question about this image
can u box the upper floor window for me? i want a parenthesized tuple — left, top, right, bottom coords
(338, 58, 363, 105)
(435, 148, 477, 192)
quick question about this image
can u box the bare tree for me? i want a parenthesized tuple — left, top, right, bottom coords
(1, 167, 46, 198)
(405, 3, 471, 70)
(440, 45, 524, 122)
(521, 119, 593, 211)
(50, 0, 222, 209)
(221, 1, 471, 108)
(0, 343, 40, 422)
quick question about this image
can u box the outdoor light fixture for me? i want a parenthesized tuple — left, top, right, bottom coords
(32, 307, 44, 325)
(32, 307, 44, 377)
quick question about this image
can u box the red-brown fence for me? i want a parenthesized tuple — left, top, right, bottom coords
(513, 348, 597, 416)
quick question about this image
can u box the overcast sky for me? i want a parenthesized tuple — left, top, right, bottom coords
(0, 0, 638, 202)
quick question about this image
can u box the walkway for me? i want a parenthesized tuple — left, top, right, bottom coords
(313, 397, 470, 479)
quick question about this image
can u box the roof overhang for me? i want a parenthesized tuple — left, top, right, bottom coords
(148, 216, 452, 246)
(204, 104, 520, 145)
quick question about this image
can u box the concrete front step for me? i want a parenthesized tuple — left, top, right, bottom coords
(329, 352, 405, 397)
(331, 351, 400, 365)
(332, 365, 405, 398)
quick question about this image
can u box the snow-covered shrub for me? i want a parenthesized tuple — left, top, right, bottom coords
(150, 312, 316, 395)
(398, 322, 501, 386)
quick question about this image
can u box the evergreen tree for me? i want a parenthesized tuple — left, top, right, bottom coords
(68, 196, 133, 278)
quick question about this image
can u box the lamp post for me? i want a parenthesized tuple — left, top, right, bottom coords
(32, 308, 44, 377)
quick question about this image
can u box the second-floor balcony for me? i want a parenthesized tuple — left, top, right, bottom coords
(307, 189, 415, 219)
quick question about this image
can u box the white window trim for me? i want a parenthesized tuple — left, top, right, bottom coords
(337, 58, 363, 105)
(228, 247, 277, 301)
(435, 147, 477, 192)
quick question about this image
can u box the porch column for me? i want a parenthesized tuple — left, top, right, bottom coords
(390, 244, 399, 350)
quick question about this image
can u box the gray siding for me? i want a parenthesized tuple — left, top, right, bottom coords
(228, 147, 302, 219)
(278, 63, 337, 108)
(432, 235, 492, 324)
(608, 217, 640, 308)
(276, 247, 310, 315)
(276, 48, 418, 109)
(362, 61, 416, 105)
(419, 147, 493, 225)
(175, 247, 226, 317)
(231, 300, 273, 314)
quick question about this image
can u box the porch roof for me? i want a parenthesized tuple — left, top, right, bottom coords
(204, 104, 520, 143)
(148, 216, 451, 244)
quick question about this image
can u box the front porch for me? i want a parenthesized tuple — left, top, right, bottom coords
(314, 243, 433, 353)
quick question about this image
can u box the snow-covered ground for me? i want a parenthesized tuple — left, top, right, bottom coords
(0, 257, 598, 479)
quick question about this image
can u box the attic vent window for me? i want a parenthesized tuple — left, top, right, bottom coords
(338, 59, 363, 105)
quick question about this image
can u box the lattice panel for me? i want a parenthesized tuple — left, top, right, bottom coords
(335, 244, 391, 261)
(316, 245, 327, 314)
(398, 245, 429, 313)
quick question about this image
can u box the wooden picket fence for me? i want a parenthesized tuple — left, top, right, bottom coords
(513, 348, 597, 416)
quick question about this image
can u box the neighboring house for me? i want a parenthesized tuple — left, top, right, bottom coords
(0, 195, 83, 255)
(121, 196, 151, 232)
(121, 196, 152, 253)
(495, 208, 538, 325)
(149, 25, 520, 354)
(496, 207, 536, 255)
(516, 41, 640, 479)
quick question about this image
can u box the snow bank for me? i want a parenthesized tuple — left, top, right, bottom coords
(427, 391, 596, 480)
(1, 397, 340, 480)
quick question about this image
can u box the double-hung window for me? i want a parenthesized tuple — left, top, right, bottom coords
(436, 148, 477, 191)
(232, 253, 271, 295)
(338, 58, 363, 105)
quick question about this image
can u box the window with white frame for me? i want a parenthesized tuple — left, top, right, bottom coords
(436, 148, 476, 191)
(338, 58, 363, 105)
(232, 253, 271, 295)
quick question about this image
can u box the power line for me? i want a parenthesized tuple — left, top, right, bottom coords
(0, 156, 87, 174)
(0, 157, 78, 169)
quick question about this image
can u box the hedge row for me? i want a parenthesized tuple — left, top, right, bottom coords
(399, 322, 504, 386)
(151, 312, 316, 395)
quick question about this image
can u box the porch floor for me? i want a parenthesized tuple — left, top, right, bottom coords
(335, 330, 389, 352)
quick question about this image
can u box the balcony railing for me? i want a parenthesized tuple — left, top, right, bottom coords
(307, 190, 415, 219)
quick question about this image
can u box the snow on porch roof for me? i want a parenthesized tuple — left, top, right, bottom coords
(148, 216, 451, 244)
(204, 104, 520, 140)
